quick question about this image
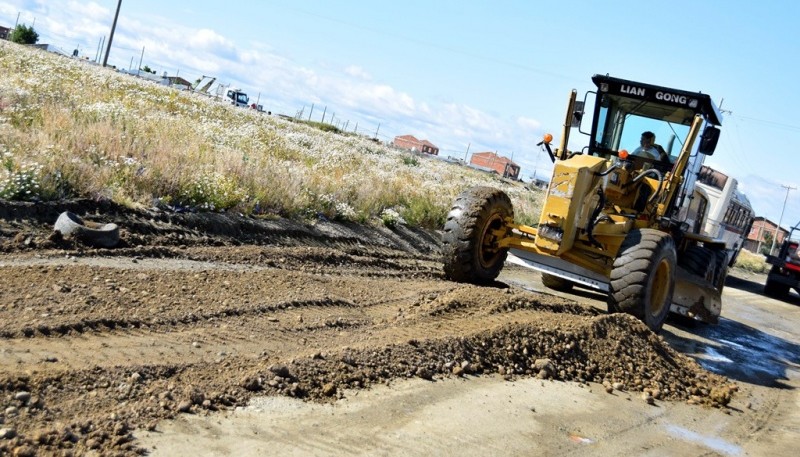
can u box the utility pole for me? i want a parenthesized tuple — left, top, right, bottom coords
(103, 0, 122, 67)
(464, 142, 471, 162)
(374, 123, 381, 139)
(95, 36, 105, 62)
(770, 185, 795, 255)
(308, 103, 314, 121)
(136, 46, 144, 76)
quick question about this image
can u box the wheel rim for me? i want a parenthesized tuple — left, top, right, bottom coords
(649, 258, 671, 316)
(478, 213, 504, 269)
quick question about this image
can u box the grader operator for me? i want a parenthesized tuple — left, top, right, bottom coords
(442, 74, 727, 332)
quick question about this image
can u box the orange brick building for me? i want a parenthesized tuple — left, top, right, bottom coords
(392, 135, 439, 155)
(745, 217, 790, 254)
(469, 152, 520, 180)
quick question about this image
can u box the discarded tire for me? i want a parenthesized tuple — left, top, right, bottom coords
(54, 211, 120, 248)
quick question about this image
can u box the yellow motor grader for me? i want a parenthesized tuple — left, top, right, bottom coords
(442, 74, 728, 332)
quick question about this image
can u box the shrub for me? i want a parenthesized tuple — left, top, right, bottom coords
(402, 155, 419, 166)
(380, 208, 406, 228)
(0, 151, 44, 201)
(178, 172, 245, 211)
(733, 249, 770, 274)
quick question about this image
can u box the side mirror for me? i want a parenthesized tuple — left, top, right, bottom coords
(571, 101, 585, 127)
(698, 125, 720, 155)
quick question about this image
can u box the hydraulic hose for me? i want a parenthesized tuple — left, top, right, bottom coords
(631, 168, 664, 204)
(586, 187, 606, 249)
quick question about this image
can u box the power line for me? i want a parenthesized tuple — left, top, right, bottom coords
(729, 113, 800, 133)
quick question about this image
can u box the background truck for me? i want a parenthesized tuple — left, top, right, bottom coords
(220, 86, 250, 107)
(192, 75, 250, 107)
(442, 74, 727, 333)
(765, 222, 800, 297)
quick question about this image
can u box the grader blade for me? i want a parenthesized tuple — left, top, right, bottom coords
(670, 267, 722, 324)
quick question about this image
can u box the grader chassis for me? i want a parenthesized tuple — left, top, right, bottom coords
(443, 75, 728, 332)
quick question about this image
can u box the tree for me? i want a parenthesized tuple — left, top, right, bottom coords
(761, 231, 774, 256)
(9, 24, 39, 45)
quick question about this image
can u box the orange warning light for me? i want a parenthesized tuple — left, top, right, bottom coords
(543, 133, 553, 143)
(619, 149, 629, 160)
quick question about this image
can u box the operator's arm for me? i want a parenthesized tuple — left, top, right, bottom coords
(655, 144, 670, 163)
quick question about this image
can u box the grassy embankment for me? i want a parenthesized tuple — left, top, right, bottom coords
(0, 40, 765, 274)
(0, 41, 543, 230)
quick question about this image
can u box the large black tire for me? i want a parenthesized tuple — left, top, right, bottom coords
(712, 249, 729, 292)
(442, 187, 513, 283)
(679, 246, 715, 282)
(764, 276, 790, 297)
(541, 273, 574, 292)
(608, 229, 676, 333)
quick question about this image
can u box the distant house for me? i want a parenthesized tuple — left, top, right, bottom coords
(392, 135, 439, 155)
(469, 152, 520, 180)
(529, 178, 549, 189)
(0, 26, 10, 40)
(744, 217, 790, 254)
(165, 76, 194, 90)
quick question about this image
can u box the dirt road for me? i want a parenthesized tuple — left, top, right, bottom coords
(1, 200, 798, 456)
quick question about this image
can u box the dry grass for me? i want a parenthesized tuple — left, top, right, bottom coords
(733, 249, 770, 274)
(0, 41, 543, 229)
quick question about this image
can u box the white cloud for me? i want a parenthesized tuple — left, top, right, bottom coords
(344, 65, 371, 80)
(738, 174, 800, 229)
(190, 29, 235, 54)
(66, 0, 107, 21)
(517, 116, 541, 132)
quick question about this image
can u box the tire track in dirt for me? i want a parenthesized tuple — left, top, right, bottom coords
(0, 281, 590, 376)
(0, 203, 741, 456)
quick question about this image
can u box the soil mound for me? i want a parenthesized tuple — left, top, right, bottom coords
(0, 200, 734, 456)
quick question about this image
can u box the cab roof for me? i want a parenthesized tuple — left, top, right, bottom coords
(592, 74, 722, 126)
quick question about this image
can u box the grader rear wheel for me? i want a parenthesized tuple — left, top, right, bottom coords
(679, 245, 715, 282)
(712, 249, 730, 292)
(608, 229, 676, 333)
(442, 186, 513, 284)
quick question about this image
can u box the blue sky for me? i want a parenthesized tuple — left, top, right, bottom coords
(2, 0, 800, 232)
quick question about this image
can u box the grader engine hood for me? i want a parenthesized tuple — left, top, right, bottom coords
(536, 155, 607, 255)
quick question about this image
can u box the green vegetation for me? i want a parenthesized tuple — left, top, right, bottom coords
(9, 24, 39, 45)
(0, 41, 542, 230)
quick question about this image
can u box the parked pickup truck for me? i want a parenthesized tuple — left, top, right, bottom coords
(765, 224, 800, 297)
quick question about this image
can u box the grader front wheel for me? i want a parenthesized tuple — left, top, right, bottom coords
(608, 229, 677, 333)
(442, 187, 513, 283)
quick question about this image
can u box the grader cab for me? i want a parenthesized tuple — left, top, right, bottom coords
(442, 75, 727, 332)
